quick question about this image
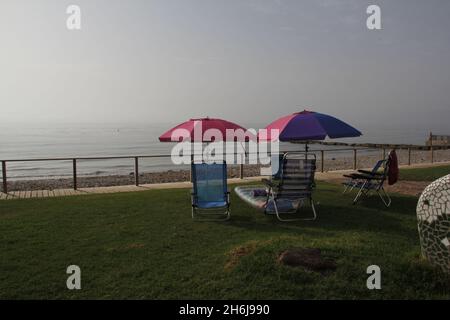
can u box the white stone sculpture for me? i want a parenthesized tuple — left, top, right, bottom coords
(416, 174, 450, 273)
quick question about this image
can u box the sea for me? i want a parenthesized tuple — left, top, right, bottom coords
(0, 122, 441, 181)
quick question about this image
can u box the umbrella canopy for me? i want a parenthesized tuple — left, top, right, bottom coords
(261, 110, 362, 142)
(159, 117, 250, 142)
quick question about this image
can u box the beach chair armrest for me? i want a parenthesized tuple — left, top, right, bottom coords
(343, 173, 367, 179)
(346, 172, 377, 180)
(357, 169, 383, 176)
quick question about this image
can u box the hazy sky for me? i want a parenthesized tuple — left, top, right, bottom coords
(1, 0, 450, 129)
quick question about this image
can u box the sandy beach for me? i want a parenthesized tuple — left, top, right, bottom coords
(5, 148, 450, 192)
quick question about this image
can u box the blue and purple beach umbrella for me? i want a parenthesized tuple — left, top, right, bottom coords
(260, 110, 362, 149)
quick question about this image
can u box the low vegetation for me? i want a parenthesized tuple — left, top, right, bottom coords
(400, 164, 450, 181)
(1, 182, 449, 299)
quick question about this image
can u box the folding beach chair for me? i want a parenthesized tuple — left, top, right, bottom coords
(342, 159, 386, 194)
(235, 153, 317, 222)
(191, 161, 230, 221)
(342, 154, 392, 207)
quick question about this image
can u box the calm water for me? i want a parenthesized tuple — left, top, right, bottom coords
(0, 122, 436, 180)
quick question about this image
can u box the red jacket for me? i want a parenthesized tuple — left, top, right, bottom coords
(388, 150, 399, 185)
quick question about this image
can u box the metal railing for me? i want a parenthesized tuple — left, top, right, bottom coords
(1, 154, 169, 193)
(0, 144, 446, 193)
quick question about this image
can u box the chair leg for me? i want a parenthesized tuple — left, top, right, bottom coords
(343, 184, 350, 194)
(377, 187, 391, 207)
(310, 198, 317, 220)
(343, 181, 358, 194)
(352, 181, 368, 204)
(349, 181, 359, 192)
(273, 196, 317, 222)
(352, 183, 391, 208)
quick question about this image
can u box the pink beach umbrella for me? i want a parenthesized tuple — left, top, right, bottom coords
(159, 117, 252, 142)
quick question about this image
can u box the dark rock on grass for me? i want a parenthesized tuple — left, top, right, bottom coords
(278, 248, 337, 272)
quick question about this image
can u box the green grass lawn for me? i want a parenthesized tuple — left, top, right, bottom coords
(400, 165, 450, 181)
(0, 182, 449, 299)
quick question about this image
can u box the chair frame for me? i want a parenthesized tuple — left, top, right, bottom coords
(342, 159, 385, 194)
(191, 161, 230, 221)
(342, 157, 392, 207)
(263, 152, 317, 222)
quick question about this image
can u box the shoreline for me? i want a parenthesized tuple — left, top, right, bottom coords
(4, 149, 450, 192)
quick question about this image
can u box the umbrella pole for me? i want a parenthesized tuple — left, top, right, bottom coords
(305, 142, 309, 160)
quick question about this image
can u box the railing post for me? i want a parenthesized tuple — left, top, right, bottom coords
(134, 157, 139, 186)
(2, 161, 7, 194)
(353, 149, 357, 170)
(239, 164, 244, 179)
(408, 148, 411, 166)
(320, 150, 324, 173)
(382, 148, 386, 160)
(73, 159, 77, 190)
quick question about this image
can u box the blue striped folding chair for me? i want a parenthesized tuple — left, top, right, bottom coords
(235, 153, 317, 222)
(191, 161, 230, 221)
